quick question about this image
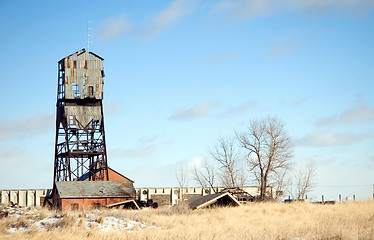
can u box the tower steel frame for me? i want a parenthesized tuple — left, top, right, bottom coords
(53, 50, 109, 182)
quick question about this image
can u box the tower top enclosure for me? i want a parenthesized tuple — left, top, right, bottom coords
(54, 49, 108, 183)
(57, 49, 104, 100)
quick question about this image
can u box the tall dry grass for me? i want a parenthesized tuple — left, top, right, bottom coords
(1, 200, 373, 240)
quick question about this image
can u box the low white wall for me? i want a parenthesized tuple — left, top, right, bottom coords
(135, 186, 272, 206)
(0, 189, 49, 207)
(1, 186, 274, 207)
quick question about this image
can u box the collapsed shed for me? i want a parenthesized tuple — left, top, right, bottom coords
(51, 181, 136, 211)
(220, 187, 255, 202)
(186, 192, 242, 210)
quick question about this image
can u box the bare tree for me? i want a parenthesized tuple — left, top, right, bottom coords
(237, 117, 293, 200)
(235, 165, 247, 188)
(295, 159, 317, 200)
(175, 164, 188, 201)
(192, 164, 207, 188)
(273, 169, 288, 200)
(192, 159, 217, 192)
(210, 137, 241, 188)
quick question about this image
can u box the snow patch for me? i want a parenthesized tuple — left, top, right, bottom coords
(1, 205, 156, 233)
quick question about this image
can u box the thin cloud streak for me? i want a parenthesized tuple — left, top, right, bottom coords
(211, 0, 374, 20)
(207, 50, 240, 64)
(0, 146, 26, 165)
(289, 0, 374, 16)
(104, 102, 122, 116)
(294, 130, 373, 147)
(221, 101, 257, 117)
(98, 14, 133, 41)
(169, 101, 220, 120)
(0, 113, 54, 141)
(316, 103, 374, 126)
(121, 145, 157, 158)
(142, 0, 196, 39)
(98, 0, 196, 41)
(292, 98, 307, 106)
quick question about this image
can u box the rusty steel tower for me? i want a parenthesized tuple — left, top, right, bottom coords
(53, 49, 109, 182)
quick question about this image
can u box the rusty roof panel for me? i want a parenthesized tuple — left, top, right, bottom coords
(62, 49, 104, 100)
(55, 181, 135, 198)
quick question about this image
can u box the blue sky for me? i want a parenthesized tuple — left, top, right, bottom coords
(0, 0, 373, 201)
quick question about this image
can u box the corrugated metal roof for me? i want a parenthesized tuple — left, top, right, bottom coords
(186, 192, 242, 209)
(59, 49, 104, 62)
(55, 181, 135, 198)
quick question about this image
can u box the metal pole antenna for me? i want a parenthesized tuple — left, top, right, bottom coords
(87, 20, 93, 52)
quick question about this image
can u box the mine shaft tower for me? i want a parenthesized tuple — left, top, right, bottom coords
(54, 49, 109, 182)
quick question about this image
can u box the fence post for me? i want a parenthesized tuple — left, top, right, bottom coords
(322, 195, 324, 203)
(339, 194, 341, 202)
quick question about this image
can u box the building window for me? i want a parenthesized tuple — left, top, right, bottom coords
(72, 83, 80, 98)
(71, 203, 79, 210)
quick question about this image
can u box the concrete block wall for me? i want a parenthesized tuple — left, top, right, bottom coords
(135, 186, 269, 206)
(1, 186, 274, 208)
(0, 189, 49, 207)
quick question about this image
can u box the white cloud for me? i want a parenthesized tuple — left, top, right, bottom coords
(292, 98, 306, 106)
(0, 113, 54, 141)
(266, 41, 298, 57)
(340, 103, 374, 123)
(121, 145, 157, 158)
(211, 0, 374, 20)
(263, 32, 315, 58)
(222, 101, 257, 116)
(98, 14, 133, 41)
(289, 0, 374, 16)
(294, 130, 373, 147)
(279, 97, 307, 107)
(137, 136, 159, 145)
(99, 0, 196, 41)
(207, 50, 240, 64)
(230, 0, 274, 19)
(0, 146, 52, 189)
(316, 103, 374, 126)
(187, 155, 206, 169)
(143, 0, 196, 39)
(0, 146, 26, 165)
(104, 102, 121, 116)
(110, 136, 158, 159)
(169, 101, 220, 120)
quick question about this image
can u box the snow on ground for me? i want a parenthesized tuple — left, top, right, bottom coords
(0, 205, 156, 233)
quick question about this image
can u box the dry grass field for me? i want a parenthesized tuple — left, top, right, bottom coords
(1, 200, 373, 240)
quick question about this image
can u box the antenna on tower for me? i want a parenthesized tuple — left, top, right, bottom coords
(87, 20, 93, 52)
